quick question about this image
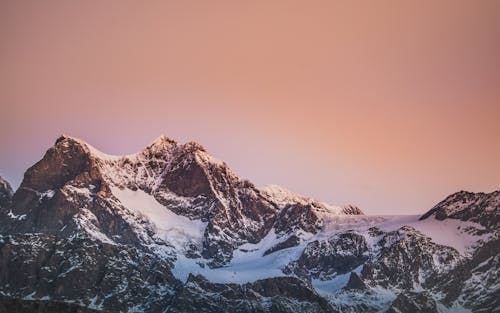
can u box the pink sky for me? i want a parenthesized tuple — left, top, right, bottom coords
(1, 0, 499, 214)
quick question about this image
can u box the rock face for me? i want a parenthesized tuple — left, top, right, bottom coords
(263, 235, 300, 256)
(0, 176, 13, 208)
(0, 176, 13, 229)
(426, 231, 500, 312)
(345, 272, 366, 290)
(361, 226, 461, 289)
(0, 135, 498, 313)
(0, 233, 179, 312)
(286, 232, 369, 280)
(167, 275, 336, 313)
(0, 295, 109, 313)
(420, 190, 500, 229)
(386, 291, 438, 313)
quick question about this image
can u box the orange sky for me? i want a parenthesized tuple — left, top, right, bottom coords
(1, 0, 499, 214)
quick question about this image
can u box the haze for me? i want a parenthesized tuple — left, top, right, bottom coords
(1, 0, 499, 215)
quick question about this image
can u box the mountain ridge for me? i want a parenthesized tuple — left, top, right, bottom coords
(0, 135, 498, 313)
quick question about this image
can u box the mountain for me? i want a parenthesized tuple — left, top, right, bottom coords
(0, 135, 498, 313)
(420, 190, 500, 229)
(0, 176, 13, 230)
(0, 176, 13, 208)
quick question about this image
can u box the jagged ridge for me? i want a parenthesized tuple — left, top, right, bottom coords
(0, 135, 498, 313)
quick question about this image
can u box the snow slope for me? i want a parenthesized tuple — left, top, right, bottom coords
(110, 186, 207, 251)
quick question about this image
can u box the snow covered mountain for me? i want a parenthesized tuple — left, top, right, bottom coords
(0, 135, 498, 313)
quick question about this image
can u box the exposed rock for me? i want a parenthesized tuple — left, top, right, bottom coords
(428, 232, 500, 311)
(0, 176, 14, 231)
(326, 286, 398, 313)
(420, 190, 500, 229)
(0, 176, 13, 208)
(361, 226, 461, 289)
(167, 274, 337, 313)
(341, 205, 364, 215)
(345, 272, 366, 290)
(0, 233, 180, 312)
(386, 291, 438, 313)
(287, 232, 368, 279)
(263, 235, 301, 256)
(273, 203, 323, 235)
(0, 295, 112, 313)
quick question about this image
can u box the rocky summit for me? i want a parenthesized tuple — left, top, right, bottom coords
(0, 135, 498, 313)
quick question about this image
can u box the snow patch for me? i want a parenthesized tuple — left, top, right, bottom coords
(171, 229, 309, 284)
(110, 186, 207, 251)
(39, 189, 55, 200)
(375, 215, 490, 255)
(7, 211, 26, 220)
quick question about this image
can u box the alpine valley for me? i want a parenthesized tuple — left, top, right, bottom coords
(0, 135, 498, 313)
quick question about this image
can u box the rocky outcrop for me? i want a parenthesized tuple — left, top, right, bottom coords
(263, 235, 300, 256)
(0, 176, 13, 231)
(420, 190, 500, 229)
(0, 176, 13, 209)
(8, 136, 108, 235)
(423, 231, 500, 311)
(0, 295, 111, 313)
(286, 232, 369, 279)
(167, 274, 337, 313)
(341, 205, 363, 215)
(345, 272, 366, 290)
(361, 226, 461, 289)
(273, 203, 323, 235)
(462, 233, 500, 312)
(386, 291, 438, 313)
(0, 233, 180, 312)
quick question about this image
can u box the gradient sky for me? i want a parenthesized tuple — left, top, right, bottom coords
(1, 0, 499, 215)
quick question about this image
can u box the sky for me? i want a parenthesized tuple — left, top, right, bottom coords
(1, 0, 499, 215)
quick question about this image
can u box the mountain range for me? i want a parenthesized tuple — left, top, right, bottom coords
(0, 135, 498, 313)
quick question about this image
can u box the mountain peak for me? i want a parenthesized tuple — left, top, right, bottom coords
(260, 184, 364, 215)
(148, 135, 178, 147)
(3, 135, 499, 312)
(0, 176, 13, 198)
(55, 134, 79, 144)
(420, 190, 500, 228)
(54, 134, 90, 151)
(183, 141, 207, 153)
(53, 134, 117, 160)
(142, 135, 179, 157)
(0, 176, 13, 208)
(54, 134, 207, 161)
